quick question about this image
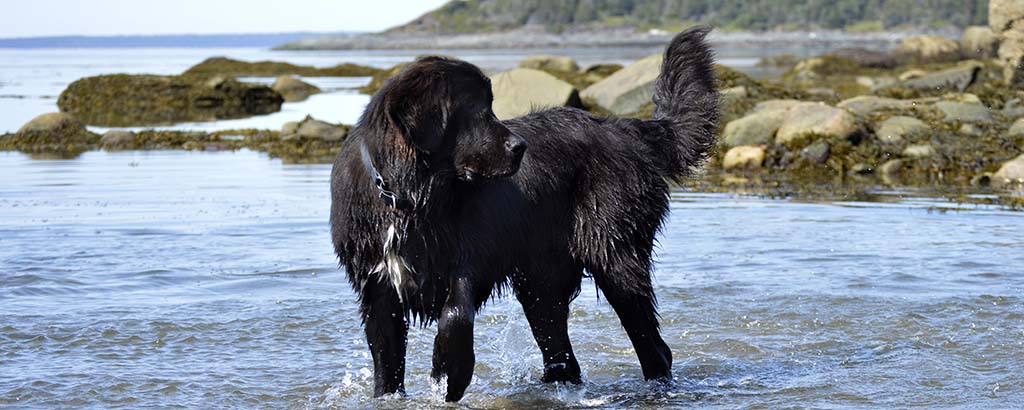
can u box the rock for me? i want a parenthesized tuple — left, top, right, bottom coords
(721, 109, 786, 147)
(800, 141, 830, 164)
(518, 55, 580, 73)
(992, 0, 1024, 87)
(99, 130, 136, 149)
(184, 56, 381, 77)
(876, 116, 930, 144)
(896, 35, 962, 63)
(581, 54, 661, 115)
(934, 101, 993, 124)
(722, 146, 766, 170)
(837, 96, 920, 116)
(992, 154, 1024, 186)
(961, 26, 999, 59)
(581, 64, 623, 85)
(898, 69, 929, 81)
(850, 163, 875, 175)
(490, 68, 581, 120)
(991, 0, 1024, 32)
(1004, 99, 1024, 117)
(807, 88, 837, 99)
(879, 159, 905, 184)
(896, 61, 983, 93)
(721, 86, 749, 100)
(57, 74, 283, 127)
(826, 47, 899, 68)
(959, 123, 983, 137)
(757, 54, 799, 68)
(16, 112, 97, 144)
(775, 102, 861, 145)
(971, 172, 994, 186)
(281, 116, 348, 142)
(1008, 118, 1024, 136)
(902, 144, 937, 158)
(752, 99, 803, 113)
(271, 76, 320, 102)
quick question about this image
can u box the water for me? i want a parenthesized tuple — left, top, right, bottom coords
(2, 149, 1022, 409)
(0, 45, 809, 134)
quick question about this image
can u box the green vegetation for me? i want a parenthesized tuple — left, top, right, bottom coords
(184, 57, 382, 77)
(391, 0, 986, 33)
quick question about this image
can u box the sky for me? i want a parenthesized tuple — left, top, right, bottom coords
(0, 0, 450, 38)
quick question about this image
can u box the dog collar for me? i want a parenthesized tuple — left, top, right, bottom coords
(360, 141, 412, 211)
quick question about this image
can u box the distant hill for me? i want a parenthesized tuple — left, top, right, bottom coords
(0, 32, 357, 49)
(391, 0, 987, 33)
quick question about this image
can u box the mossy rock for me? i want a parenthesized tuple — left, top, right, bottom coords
(57, 74, 284, 127)
(1, 112, 99, 154)
(184, 57, 381, 77)
(272, 76, 321, 102)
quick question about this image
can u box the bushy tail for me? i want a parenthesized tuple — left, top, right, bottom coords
(649, 26, 720, 180)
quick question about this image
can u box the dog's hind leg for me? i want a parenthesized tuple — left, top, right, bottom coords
(361, 281, 409, 397)
(431, 274, 476, 402)
(589, 257, 672, 381)
(511, 260, 584, 384)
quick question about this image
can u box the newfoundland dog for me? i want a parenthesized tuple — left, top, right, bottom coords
(330, 27, 719, 401)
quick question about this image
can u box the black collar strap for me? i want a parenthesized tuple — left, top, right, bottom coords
(360, 142, 412, 210)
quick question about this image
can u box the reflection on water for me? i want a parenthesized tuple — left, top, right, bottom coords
(1, 150, 1022, 408)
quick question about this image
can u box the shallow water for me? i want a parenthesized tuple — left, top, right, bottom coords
(1, 149, 1022, 409)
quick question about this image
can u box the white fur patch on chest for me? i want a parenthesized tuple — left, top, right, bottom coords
(370, 223, 415, 302)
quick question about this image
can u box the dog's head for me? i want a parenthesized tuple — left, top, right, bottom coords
(370, 56, 526, 182)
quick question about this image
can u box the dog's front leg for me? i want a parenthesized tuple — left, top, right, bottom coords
(431, 274, 476, 402)
(362, 282, 409, 397)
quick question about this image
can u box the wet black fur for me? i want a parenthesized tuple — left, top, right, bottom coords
(330, 27, 719, 402)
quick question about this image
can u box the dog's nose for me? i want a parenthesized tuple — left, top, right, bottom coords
(505, 137, 527, 156)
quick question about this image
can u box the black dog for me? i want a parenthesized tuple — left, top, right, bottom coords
(330, 27, 718, 402)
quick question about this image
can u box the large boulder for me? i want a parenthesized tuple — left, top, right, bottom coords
(518, 55, 580, 73)
(991, 0, 1024, 87)
(280, 116, 348, 142)
(490, 68, 581, 120)
(992, 154, 1024, 186)
(961, 26, 999, 59)
(721, 108, 788, 147)
(876, 116, 930, 144)
(896, 35, 962, 63)
(58, 74, 283, 127)
(581, 54, 662, 115)
(722, 146, 766, 170)
(775, 103, 862, 144)
(271, 76, 320, 102)
(934, 101, 993, 124)
(895, 61, 984, 93)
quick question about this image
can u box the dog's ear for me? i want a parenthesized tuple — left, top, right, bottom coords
(384, 70, 450, 154)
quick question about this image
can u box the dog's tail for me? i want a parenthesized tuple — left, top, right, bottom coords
(647, 26, 719, 180)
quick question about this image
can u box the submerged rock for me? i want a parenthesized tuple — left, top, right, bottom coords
(722, 145, 766, 170)
(876, 116, 930, 144)
(879, 159, 906, 184)
(271, 76, 321, 102)
(775, 102, 861, 144)
(961, 26, 999, 59)
(581, 54, 661, 115)
(58, 74, 284, 127)
(184, 57, 380, 77)
(490, 68, 581, 120)
(518, 55, 579, 73)
(992, 154, 1024, 186)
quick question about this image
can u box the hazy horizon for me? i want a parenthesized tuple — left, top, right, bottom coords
(0, 0, 448, 38)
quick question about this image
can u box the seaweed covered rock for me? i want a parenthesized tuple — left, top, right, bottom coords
(896, 35, 962, 63)
(518, 55, 579, 73)
(581, 54, 661, 115)
(58, 74, 284, 127)
(99, 130, 136, 149)
(272, 76, 321, 102)
(184, 57, 381, 77)
(490, 68, 581, 120)
(11, 112, 98, 149)
(992, 154, 1024, 186)
(961, 26, 999, 59)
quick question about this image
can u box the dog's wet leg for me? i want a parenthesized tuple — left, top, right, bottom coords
(513, 265, 583, 384)
(431, 275, 475, 402)
(362, 282, 409, 396)
(592, 267, 672, 381)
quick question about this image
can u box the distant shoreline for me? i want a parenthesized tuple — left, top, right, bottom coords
(275, 27, 961, 51)
(0, 32, 359, 49)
